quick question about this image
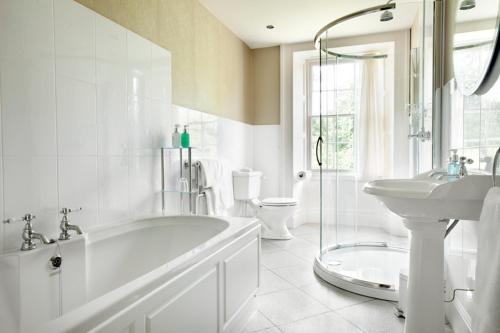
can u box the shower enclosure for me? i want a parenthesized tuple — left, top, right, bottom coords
(312, 1, 436, 301)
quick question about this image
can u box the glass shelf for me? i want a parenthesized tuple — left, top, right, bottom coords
(160, 147, 196, 150)
(161, 189, 198, 194)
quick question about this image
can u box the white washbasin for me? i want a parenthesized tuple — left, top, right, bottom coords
(364, 173, 494, 221)
(363, 171, 495, 333)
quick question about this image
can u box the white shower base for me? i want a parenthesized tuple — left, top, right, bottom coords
(314, 243, 409, 301)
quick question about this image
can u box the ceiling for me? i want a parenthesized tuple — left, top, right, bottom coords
(198, 0, 421, 49)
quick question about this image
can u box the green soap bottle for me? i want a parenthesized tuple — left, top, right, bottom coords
(181, 125, 190, 148)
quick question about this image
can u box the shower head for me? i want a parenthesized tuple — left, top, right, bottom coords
(380, 10, 394, 22)
(459, 0, 476, 10)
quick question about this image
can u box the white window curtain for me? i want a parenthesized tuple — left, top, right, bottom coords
(357, 58, 393, 180)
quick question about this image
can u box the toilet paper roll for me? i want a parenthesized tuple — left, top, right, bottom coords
(296, 170, 312, 181)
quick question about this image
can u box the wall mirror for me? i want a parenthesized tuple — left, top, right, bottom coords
(453, 0, 500, 95)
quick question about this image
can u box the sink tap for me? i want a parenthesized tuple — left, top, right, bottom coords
(58, 207, 83, 240)
(3, 213, 55, 251)
(458, 157, 474, 178)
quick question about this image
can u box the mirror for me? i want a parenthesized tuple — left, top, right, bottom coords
(453, 0, 500, 95)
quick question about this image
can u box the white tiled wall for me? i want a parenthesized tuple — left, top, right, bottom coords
(0, 0, 170, 254)
(0, 0, 258, 253)
(253, 125, 281, 199)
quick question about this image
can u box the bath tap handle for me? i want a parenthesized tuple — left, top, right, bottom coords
(3, 213, 36, 224)
(60, 207, 82, 215)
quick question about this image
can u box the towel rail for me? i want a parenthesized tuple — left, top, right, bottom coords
(493, 147, 500, 187)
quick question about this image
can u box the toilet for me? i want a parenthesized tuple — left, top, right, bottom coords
(233, 169, 298, 240)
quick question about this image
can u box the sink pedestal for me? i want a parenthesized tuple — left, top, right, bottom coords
(403, 218, 447, 333)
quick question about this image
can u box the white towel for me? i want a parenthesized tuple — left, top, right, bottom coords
(473, 187, 500, 333)
(197, 159, 234, 216)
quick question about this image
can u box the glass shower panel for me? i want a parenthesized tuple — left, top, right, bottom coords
(315, 1, 433, 301)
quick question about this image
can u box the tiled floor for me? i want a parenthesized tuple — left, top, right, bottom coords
(243, 223, 406, 333)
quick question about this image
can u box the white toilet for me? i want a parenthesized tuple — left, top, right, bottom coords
(233, 169, 298, 240)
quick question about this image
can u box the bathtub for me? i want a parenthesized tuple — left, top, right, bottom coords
(0, 215, 260, 333)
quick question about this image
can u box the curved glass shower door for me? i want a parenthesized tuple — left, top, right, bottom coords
(312, 1, 434, 301)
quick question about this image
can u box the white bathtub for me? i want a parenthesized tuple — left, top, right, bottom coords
(0, 215, 260, 333)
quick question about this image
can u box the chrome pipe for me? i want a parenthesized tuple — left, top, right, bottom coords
(313, 3, 395, 60)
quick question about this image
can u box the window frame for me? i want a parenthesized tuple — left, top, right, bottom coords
(305, 59, 358, 173)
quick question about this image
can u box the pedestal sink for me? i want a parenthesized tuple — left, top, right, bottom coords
(364, 172, 494, 333)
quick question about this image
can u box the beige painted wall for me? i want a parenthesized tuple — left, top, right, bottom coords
(75, 0, 254, 124)
(252, 46, 281, 125)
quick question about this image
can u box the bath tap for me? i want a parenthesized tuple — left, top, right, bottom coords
(3, 213, 55, 251)
(58, 207, 83, 240)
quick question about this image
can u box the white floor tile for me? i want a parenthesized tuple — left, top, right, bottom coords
(243, 311, 274, 333)
(336, 300, 404, 333)
(254, 328, 282, 333)
(257, 289, 329, 326)
(279, 311, 363, 333)
(300, 280, 371, 310)
(271, 237, 315, 250)
(295, 233, 318, 245)
(261, 250, 307, 269)
(272, 263, 320, 287)
(261, 239, 282, 253)
(258, 270, 294, 295)
(285, 245, 318, 262)
(291, 223, 320, 236)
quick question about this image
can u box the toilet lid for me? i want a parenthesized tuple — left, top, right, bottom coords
(261, 197, 298, 206)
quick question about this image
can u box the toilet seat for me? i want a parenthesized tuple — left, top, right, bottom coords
(261, 197, 298, 207)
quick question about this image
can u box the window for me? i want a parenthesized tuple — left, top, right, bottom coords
(307, 60, 362, 171)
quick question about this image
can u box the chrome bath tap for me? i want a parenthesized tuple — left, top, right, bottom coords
(3, 213, 55, 251)
(58, 207, 83, 240)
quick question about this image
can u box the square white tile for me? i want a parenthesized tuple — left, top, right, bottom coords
(98, 156, 130, 224)
(258, 270, 294, 295)
(256, 288, 329, 326)
(300, 280, 371, 310)
(270, 237, 314, 250)
(127, 31, 151, 98)
(56, 77, 97, 156)
(128, 96, 153, 150)
(285, 244, 318, 262)
(261, 250, 307, 269)
(271, 262, 320, 287)
(336, 300, 404, 333)
(58, 156, 99, 230)
(242, 311, 274, 333)
(3, 156, 59, 251)
(261, 240, 281, 253)
(0, 61, 57, 156)
(279, 311, 363, 333)
(150, 44, 171, 102)
(54, 0, 95, 83)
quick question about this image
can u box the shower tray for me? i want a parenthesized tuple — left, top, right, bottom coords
(313, 242, 408, 301)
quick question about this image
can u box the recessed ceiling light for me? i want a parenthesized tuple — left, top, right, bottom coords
(266, 25, 275, 30)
